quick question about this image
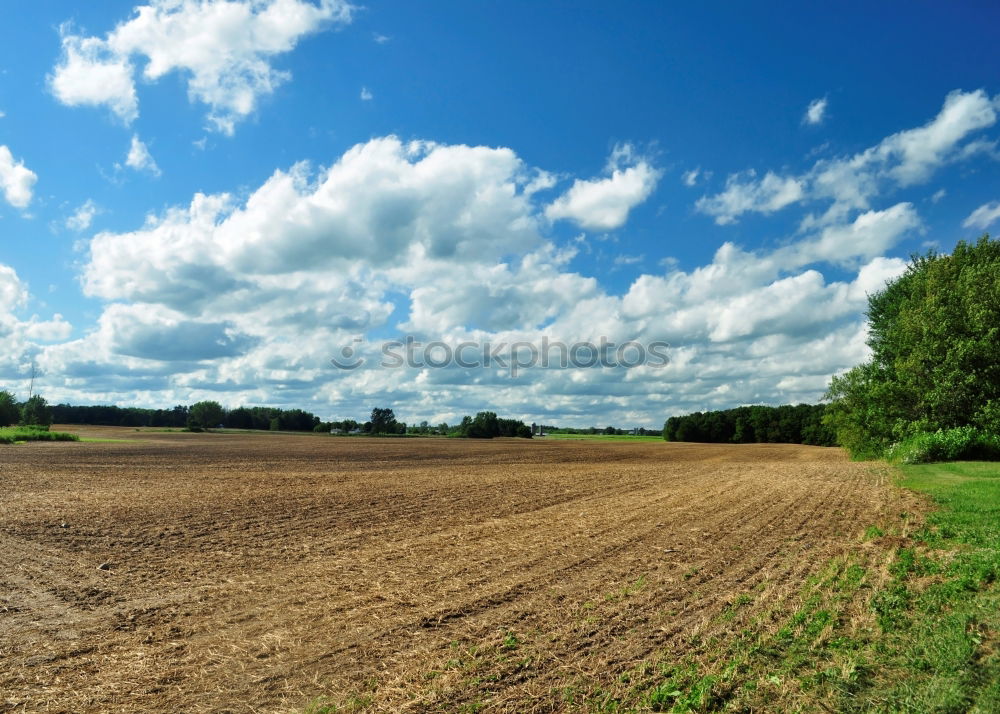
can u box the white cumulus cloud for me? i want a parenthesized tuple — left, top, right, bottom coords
(0, 146, 37, 209)
(804, 97, 828, 125)
(125, 135, 161, 175)
(879, 89, 998, 186)
(49, 0, 355, 134)
(49, 32, 139, 123)
(15, 93, 983, 422)
(696, 170, 804, 226)
(66, 200, 101, 231)
(778, 202, 922, 268)
(0, 264, 27, 311)
(698, 89, 999, 226)
(33, 133, 921, 423)
(962, 200, 1000, 231)
(0, 264, 72, 382)
(545, 144, 661, 231)
(681, 167, 707, 187)
(83, 136, 546, 310)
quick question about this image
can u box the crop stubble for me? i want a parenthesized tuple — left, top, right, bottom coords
(0, 429, 919, 712)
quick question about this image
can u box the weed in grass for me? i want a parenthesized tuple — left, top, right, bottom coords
(302, 694, 372, 714)
(559, 686, 579, 704)
(501, 630, 520, 650)
(645, 662, 717, 712)
(303, 698, 338, 714)
(606, 576, 647, 602)
(864, 525, 885, 540)
(720, 594, 753, 622)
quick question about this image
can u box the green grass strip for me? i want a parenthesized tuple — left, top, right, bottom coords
(0, 427, 80, 443)
(856, 462, 1000, 712)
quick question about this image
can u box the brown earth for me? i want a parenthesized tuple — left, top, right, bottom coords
(0, 428, 920, 713)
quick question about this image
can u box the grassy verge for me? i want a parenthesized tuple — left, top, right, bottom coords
(861, 461, 1000, 711)
(0, 427, 80, 444)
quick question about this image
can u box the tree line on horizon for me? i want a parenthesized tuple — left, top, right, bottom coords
(662, 403, 835, 446)
(4, 399, 536, 440)
(0, 392, 56, 429)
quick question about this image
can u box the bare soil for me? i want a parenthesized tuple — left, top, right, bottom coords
(0, 428, 919, 712)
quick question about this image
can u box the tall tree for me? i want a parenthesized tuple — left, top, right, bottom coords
(0, 390, 19, 427)
(369, 407, 398, 434)
(20, 395, 53, 427)
(188, 400, 225, 430)
(825, 235, 1000, 457)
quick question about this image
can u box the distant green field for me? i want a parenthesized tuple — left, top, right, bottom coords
(541, 433, 662, 442)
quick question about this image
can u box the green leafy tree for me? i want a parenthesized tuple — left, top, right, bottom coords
(341, 419, 360, 433)
(0, 390, 18, 427)
(497, 417, 532, 438)
(467, 411, 499, 438)
(825, 235, 1000, 457)
(188, 400, 225, 430)
(369, 407, 398, 434)
(20, 395, 53, 427)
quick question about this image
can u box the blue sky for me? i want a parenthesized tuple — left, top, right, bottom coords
(1, 1, 998, 426)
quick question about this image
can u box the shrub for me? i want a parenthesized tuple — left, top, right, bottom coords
(886, 427, 1000, 464)
(20, 430, 79, 442)
(20, 395, 53, 427)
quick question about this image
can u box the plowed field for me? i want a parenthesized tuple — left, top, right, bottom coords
(0, 429, 919, 712)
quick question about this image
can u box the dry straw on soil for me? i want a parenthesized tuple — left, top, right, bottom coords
(0, 428, 921, 712)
